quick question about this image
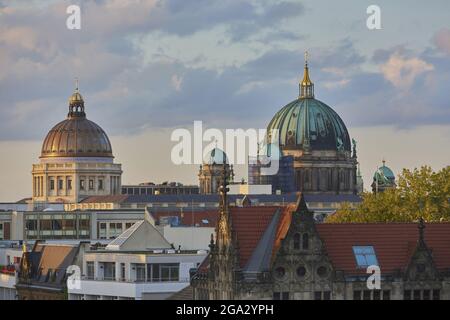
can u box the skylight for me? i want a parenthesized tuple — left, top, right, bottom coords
(352, 246, 379, 268)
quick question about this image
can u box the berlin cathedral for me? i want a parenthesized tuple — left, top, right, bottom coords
(250, 57, 360, 195)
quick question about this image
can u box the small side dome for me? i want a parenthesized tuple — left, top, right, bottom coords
(373, 160, 395, 184)
(203, 147, 228, 165)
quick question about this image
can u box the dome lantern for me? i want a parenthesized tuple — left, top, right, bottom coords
(299, 51, 314, 99)
(68, 78, 86, 118)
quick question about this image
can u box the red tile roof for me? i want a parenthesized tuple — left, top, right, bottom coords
(231, 206, 287, 268)
(317, 222, 450, 275)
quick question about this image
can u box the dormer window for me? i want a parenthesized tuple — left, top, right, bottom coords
(353, 246, 378, 268)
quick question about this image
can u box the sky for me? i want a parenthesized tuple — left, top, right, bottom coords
(0, 0, 449, 201)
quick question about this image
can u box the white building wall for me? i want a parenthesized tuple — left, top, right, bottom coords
(161, 226, 215, 251)
(0, 274, 17, 300)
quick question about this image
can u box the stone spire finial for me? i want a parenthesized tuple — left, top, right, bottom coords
(418, 217, 426, 245)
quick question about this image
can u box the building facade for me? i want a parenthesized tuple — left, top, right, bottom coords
(191, 184, 450, 300)
(122, 182, 199, 196)
(67, 218, 207, 300)
(16, 241, 88, 300)
(32, 85, 122, 204)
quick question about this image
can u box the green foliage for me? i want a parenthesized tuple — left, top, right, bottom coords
(326, 166, 450, 223)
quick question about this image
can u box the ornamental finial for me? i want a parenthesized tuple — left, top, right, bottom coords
(418, 217, 426, 245)
(300, 50, 314, 98)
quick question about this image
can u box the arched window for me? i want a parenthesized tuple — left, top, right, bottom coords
(293, 233, 301, 249)
(302, 233, 309, 250)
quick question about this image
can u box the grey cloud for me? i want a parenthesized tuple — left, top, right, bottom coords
(0, 1, 449, 143)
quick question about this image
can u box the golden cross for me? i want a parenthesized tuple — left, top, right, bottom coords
(75, 77, 79, 91)
(304, 51, 309, 66)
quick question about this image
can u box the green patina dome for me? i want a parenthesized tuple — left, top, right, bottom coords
(267, 95, 351, 152)
(267, 60, 351, 152)
(373, 161, 395, 181)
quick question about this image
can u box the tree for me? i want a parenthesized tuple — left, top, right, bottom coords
(326, 166, 450, 223)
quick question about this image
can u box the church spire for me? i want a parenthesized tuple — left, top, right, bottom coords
(300, 51, 314, 99)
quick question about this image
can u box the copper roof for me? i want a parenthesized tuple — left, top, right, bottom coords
(41, 117, 113, 158)
(40, 88, 113, 158)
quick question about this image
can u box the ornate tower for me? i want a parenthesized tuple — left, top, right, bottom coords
(198, 147, 234, 194)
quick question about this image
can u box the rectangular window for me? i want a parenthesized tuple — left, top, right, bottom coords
(58, 179, 63, 190)
(281, 292, 289, 300)
(403, 290, 411, 300)
(413, 289, 421, 300)
(273, 292, 280, 300)
(62, 219, 75, 230)
(40, 220, 51, 230)
(103, 262, 115, 281)
(323, 291, 331, 300)
(125, 222, 134, 229)
(314, 291, 322, 300)
(79, 219, 89, 230)
(136, 264, 146, 282)
(99, 223, 107, 239)
(26, 220, 38, 231)
(121, 263, 126, 281)
(80, 179, 85, 190)
(352, 246, 378, 268)
(433, 289, 440, 300)
(50, 179, 55, 190)
(149, 263, 179, 282)
(89, 179, 94, 190)
(67, 179, 72, 190)
(382, 290, 391, 300)
(98, 179, 104, 190)
(161, 265, 170, 282)
(86, 262, 94, 280)
(353, 291, 361, 300)
(373, 290, 381, 300)
(423, 290, 430, 300)
(152, 264, 160, 281)
(363, 290, 371, 300)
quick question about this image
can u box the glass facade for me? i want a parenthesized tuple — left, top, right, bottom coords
(25, 213, 90, 239)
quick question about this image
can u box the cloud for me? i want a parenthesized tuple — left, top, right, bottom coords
(380, 52, 434, 89)
(0, 1, 449, 144)
(171, 74, 183, 91)
(433, 28, 450, 55)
